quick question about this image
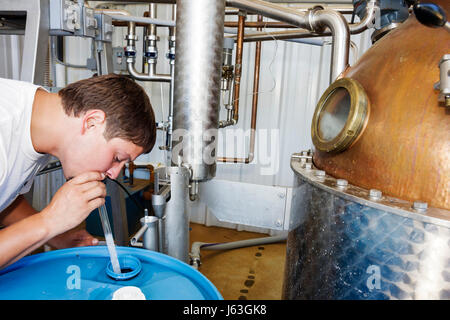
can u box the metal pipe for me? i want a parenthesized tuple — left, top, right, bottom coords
(166, 25, 176, 153)
(94, 8, 131, 16)
(190, 234, 287, 269)
(225, 21, 297, 28)
(349, 0, 378, 34)
(226, 0, 350, 80)
(226, 6, 354, 15)
(227, 0, 310, 27)
(230, 0, 378, 42)
(218, 15, 263, 164)
(310, 9, 350, 81)
(125, 21, 171, 82)
(130, 224, 148, 245)
(107, 14, 175, 27)
(224, 28, 325, 46)
(162, 167, 190, 262)
(232, 12, 246, 124)
(146, 4, 158, 75)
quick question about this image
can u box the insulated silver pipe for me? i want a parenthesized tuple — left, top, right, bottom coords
(226, 0, 350, 81)
(107, 14, 175, 27)
(310, 9, 349, 81)
(349, 0, 378, 34)
(172, 0, 225, 182)
(190, 234, 287, 269)
(162, 167, 190, 262)
(167, 24, 176, 153)
(127, 63, 171, 81)
(226, 0, 310, 27)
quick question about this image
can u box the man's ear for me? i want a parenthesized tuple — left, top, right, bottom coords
(81, 109, 106, 134)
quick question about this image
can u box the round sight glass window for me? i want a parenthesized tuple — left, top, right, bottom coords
(317, 87, 351, 141)
(311, 78, 369, 153)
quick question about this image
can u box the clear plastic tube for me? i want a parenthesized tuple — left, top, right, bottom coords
(99, 204, 121, 274)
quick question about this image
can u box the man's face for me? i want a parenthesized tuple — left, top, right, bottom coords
(60, 110, 144, 180)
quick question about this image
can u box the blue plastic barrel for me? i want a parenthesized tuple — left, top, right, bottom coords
(0, 246, 222, 300)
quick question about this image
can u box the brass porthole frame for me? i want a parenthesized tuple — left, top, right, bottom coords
(311, 77, 370, 153)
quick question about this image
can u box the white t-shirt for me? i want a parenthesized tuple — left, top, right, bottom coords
(0, 78, 51, 212)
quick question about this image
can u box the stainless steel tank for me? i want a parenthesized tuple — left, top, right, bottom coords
(172, 0, 225, 182)
(283, 154, 450, 299)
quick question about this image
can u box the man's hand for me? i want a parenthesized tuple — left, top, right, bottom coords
(47, 228, 99, 249)
(40, 171, 106, 239)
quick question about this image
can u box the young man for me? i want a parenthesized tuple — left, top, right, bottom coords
(0, 74, 156, 269)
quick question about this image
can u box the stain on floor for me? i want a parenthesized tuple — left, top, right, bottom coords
(189, 223, 287, 300)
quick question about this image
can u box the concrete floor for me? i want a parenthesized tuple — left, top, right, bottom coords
(189, 223, 287, 300)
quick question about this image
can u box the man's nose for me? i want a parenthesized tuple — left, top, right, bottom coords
(106, 163, 125, 180)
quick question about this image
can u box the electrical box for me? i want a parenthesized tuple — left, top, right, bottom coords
(49, 0, 80, 34)
(113, 46, 127, 72)
(80, 6, 97, 38)
(94, 13, 113, 42)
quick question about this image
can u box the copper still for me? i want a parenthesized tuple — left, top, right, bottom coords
(311, 0, 450, 211)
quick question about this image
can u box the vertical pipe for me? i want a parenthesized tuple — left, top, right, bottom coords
(226, 0, 349, 82)
(310, 9, 350, 82)
(162, 167, 190, 262)
(172, 0, 225, 182)
(147, 3, 158, 76)
(232, 12, 246, 124)
(218, 15, 262, 163)
(142, 10, 149, 74)
(167, 25, 175, 156)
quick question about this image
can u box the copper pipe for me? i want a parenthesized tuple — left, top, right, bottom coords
(225, 21, 297, 28)
(112, 21, 150, 27)
(232, 12, 246, 124)
(127, 161, 154, 187)
(218, 15, 262, 164)
(128, 161, 135, 186)
(142, 11, 149, 74)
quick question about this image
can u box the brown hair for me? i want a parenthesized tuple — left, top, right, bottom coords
(58, 74, 156, 154)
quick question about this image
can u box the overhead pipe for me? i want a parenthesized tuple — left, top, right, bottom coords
(223, 5, 355, 28)
(226, 0, 350, 81)
(225, 7, 354, 16)
(218, 15, 263, 164)
(224, 27, 324, 46)
(229, 0, 378, 43)
(107, 14, 175, 27)
(225, 21, 299, 28)
(94, 8, 131, 16)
